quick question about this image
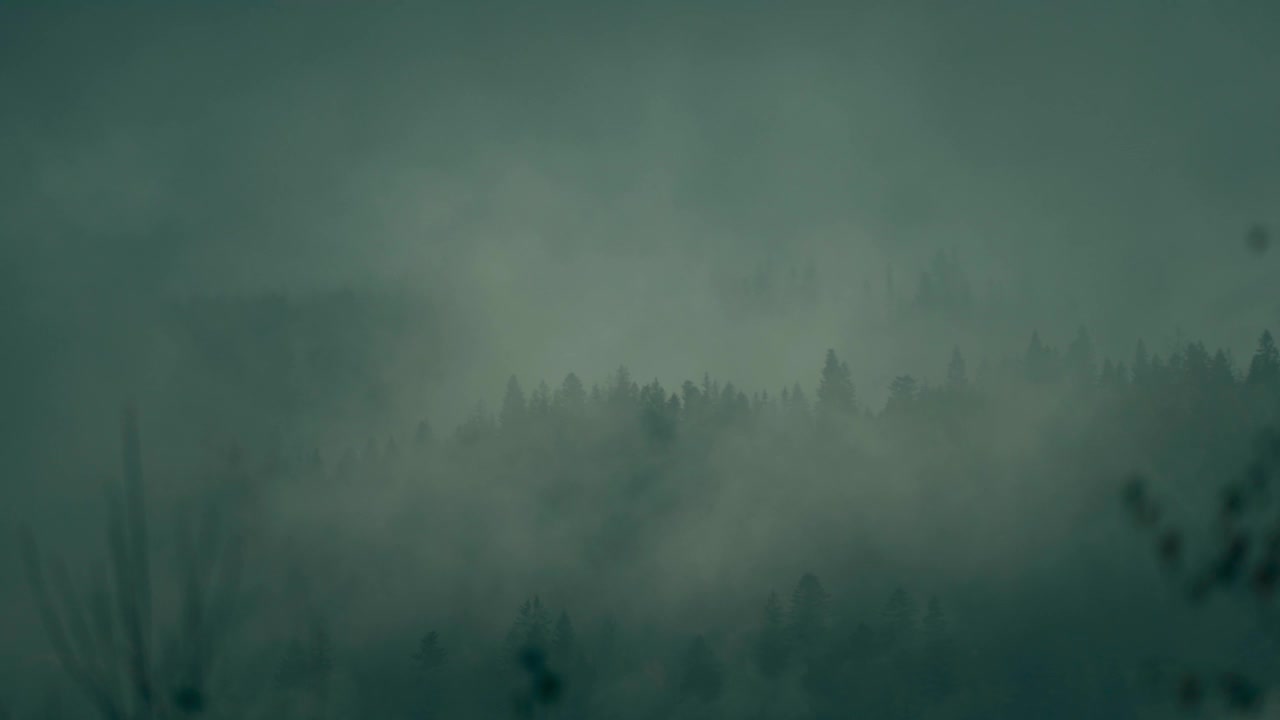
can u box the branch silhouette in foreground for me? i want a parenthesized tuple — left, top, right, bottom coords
(20, 406, 246, 719)
(1123, 426, 1280, 715)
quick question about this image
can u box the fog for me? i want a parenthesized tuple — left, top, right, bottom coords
(2, 1, 1279, 718)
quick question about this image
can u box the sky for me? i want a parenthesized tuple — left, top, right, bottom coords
(1, 0, 1277, 458)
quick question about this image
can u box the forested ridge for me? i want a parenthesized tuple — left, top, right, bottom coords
(16, 326, 1280, 719)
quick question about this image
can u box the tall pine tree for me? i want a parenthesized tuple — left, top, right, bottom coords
(946, 347, 968, 390)
(788, 573, 830, 654)
(1248, 331, 1279, 385)
(678, 635, 723, 703)
(500, 376, 527, 430)
(754, 591, 790, 679)
(816, 350, 856, 420)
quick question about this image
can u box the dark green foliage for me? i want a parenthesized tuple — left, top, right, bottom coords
(529, 381, 552, 418)
(946, 347, 968, 390)
(512, 646, 563, 717)
(277, 620, 332, 699)
(1123, 423, 1280, 713)
(22, 331, 1280, 719)
(455, 403, 496, 446)
(556, 373, 587, 415)
(1247, 330, 1279, 385)
(753, 592, 789, 679)
(1132, 339, 1152, 387)
(552, 612, 575, 659)
(415, 418, 433, 446)
(788, 573, 830, 653)
(881, 587, 918, 645)
(1024, 331, 1058, 383)
(816, 350, 856, 420)
(414, 631, 447, 672)
(913, 250, 972, 316)
(500, 376, 528, 430)
(678, 635, 722, 703)
(1064, 327, 1097, 385)
(507, 597, 552, 655)
(885, 375, 918, 415)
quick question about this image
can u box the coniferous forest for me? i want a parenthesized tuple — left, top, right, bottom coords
(12, 327, 1280, 719)
(4, 3, 1280, 719)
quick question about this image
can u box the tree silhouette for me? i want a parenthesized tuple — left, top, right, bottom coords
(1064, 327, 1097, 386)
(500, 376, 527, 430)
(753, 592, 790, 679)
(946, 347, 968, 390)
(21, 407, 245, 720)
(552, 611, 576, 663)
(881, 587, 918, 647)
(677, 635, 722, 704)
(788, 573, 830, 656)
(816, 350, 856, 421)
(1024, 331, 1056, 383)
(506, 597, 552, 655)
(556, 372, 587, 415)
(1248, 330, 1279, 386)
(413, 631, 447, 672)
(885, 375, 919, 415)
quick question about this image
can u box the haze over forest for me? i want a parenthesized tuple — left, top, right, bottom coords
(2, 2, 1279, 718)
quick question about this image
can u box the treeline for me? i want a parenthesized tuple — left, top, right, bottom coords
(392, 577, 968, 720)
(22, 328, 1280, 719)
(414, 327, 1280, 458)
(227, 327, 1280, 719)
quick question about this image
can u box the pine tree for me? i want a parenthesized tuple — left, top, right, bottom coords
(500, 376, 527, 429)
(678, 635, 722, 703)
(882, 587, 918, 646)
(1210, 349, 1237, 386)
(886, 375, 919, 415)
(414, 418, 432, 446)
(1248, 331, 1279, 385)
(1025, 332, 1055, 383)
(790, 383, 810, 416)
(1100, 358, 1117, 387)
(922, 596, 947, 641)
(1064, 327, 1097, 385)
(816, 350, 856, 419)
(454, 403, 495, 446)
(946, 347, 968, 390)
(753, 592, 790, 679)
(529, 381, 552, 417)
(788, 573, 830, 651)
(552, 611, 576, 661)
(311, 622, 332, 698)
(555, 372, 587, 414)
(608, 366, 638, 406)
(1132, 339, 1151, 387)
(1114, 361, 1129, 388)
(507, 596, 552, 654)
(413, 631, 448, 671)
(1183, 341, 1211, 386)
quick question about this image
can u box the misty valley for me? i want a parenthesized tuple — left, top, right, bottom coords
(4, 2, 1279, 718)
(12, 323, 1280, 719)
